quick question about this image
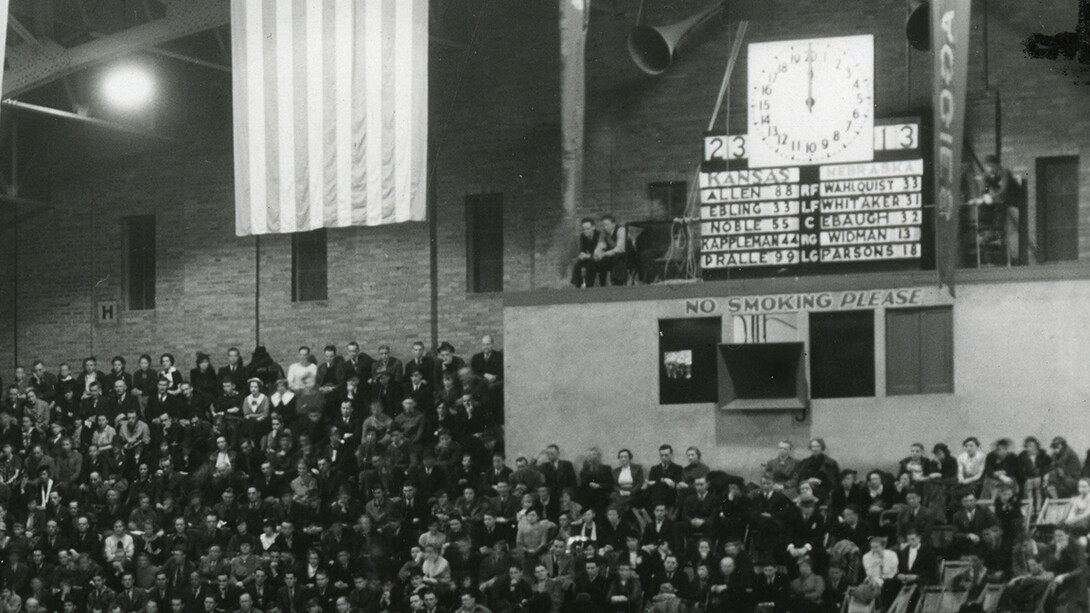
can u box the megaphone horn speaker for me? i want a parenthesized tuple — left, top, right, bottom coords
(906, 0, 931, 51)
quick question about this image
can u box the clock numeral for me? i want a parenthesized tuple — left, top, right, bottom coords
(761, 85, 772, 95)
(806, 142, 817, 153)
(777, 133, 787, 146)
(759, 100, 770, 110)
(833, 131, 840, 142)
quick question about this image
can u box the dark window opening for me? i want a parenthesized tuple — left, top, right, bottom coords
(124, 215, 156, 311)
(466, 193, 504, 293)
(809, 310, 875, 398)
(1036, 156, 1079, 262)
(649, 181, 689, 219)
(292, 229, 328, 302)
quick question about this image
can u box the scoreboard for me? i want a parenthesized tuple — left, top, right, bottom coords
(698, 121, 927, 272)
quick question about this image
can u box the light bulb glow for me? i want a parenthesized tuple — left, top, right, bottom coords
(101, 65, 155, 111)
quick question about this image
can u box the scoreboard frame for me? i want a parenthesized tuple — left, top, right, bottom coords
(698, 116, 934, 280)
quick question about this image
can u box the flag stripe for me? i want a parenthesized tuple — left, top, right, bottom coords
(232, 0, 427, 237)
(230, 0, 251, 236)
(274, 0, 296, 234)
(244, 0, 268, 235)
(334, 0, 354, 228)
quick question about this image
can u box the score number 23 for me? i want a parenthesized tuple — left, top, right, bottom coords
(705, 124, 919, 163)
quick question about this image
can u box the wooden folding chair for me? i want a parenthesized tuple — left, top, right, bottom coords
(940, 560, 971, 590)
(887, 584, 917, 613)
(980, 584, 1005, 613)
(1034, 498, 1073, 539)
(914, 586, 945, 613)
(841, 587, 876, 613)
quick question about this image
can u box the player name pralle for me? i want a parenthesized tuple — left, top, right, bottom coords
(702, 217, 800, 235)
(701, 201, 800, 219)
(699, 167, 800, 188)
(701, 249, 800, 268)
(820, 175, 922, 196)
(701, 183, 805, 203)
(820, 193, 921, 211)
(820, 227, 921, 245)
(702, 232, 800, 251)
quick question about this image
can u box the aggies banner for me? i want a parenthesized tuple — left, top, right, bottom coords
(230, 0, 428, 237)
(931, 0, 971, 296)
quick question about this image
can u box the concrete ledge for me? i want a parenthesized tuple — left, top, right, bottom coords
(504, 262, 1090, 307)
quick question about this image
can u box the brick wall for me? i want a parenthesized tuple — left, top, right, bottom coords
(1, 0, 1088, 376)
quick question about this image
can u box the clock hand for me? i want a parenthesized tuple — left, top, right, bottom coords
(805, 45, 815, 113)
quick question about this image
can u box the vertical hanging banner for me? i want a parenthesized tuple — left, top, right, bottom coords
(557, 0, 590, 278)
(231, 0, 428, 237)
(931, 0, 971, 297)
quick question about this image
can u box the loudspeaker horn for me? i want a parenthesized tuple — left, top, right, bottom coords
(627, 1, 727, 76)
(906, 0, 931, 51)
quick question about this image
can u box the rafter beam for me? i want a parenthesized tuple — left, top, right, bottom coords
(8, 15, 39, 46)
(2, 0, 229, 97)
(1, 99, 180, 142)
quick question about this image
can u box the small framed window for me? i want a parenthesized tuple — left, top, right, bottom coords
(886, 306, 953, 395)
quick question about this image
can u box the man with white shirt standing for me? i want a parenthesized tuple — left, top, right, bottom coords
(896, 527, 938, 587)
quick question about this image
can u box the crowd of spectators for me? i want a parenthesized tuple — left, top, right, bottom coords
(0, 342, 1088, 613)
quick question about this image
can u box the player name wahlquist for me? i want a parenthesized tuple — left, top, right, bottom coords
(819, 159, 924, 181)
(821, 227, 922, 245)
(702, 233, 800, 251)
(821, 176, 922, 196)
(699, 167, 800, 188)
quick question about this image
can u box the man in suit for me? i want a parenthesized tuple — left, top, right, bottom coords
(896, 527, 938, 586)
(710, 556, 753, 613)
(370, 345, 404, 385)
(433, 343, 467, 389)
(537, 444, 578, 493)
(74, 357, 108, 398)
(469, 336, 503, 384)
(29, 361, 57, 402)
(395, 483, 430, 532)
(218, 348, 248, 393)
(114, 571, 149, 612)
(146, 379, 180, 420)
(403, 370, 433, 415)
(247, 568, 276, 612)
(650, 555, 691, 601)
(343, 342, 374, 397)
(647, 444, 687, 508)
(317, 345, 347, 397)
(641, 504, 682, 556)
(895, 489, 936, 544)
(750, 476, 793, 563)
(86, 572, 117, 613)
(276, 571, 307, 613)
(566, 558, 610, 612)
(403, 341, 435, 382)
(105, 379, 141, 423)
(148, 571, 174, 611)
(951, 493, 998, 553)
(681, 476, 719, 544)
(538, 538, 574, 580)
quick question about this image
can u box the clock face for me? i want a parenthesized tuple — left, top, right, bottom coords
(747, 35, 875, 168)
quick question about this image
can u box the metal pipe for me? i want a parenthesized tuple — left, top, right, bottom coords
(1, 99, 179, 142)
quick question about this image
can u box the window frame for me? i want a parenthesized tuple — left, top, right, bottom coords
(291, 229, 328, 303)
(808, 309, 876, 399)
(885, 306, 954, 395)
(123, 215, 157, 311)
(465, 193, 504, 294)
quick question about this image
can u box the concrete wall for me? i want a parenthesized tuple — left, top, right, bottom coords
(504, 272, 1090, 480)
